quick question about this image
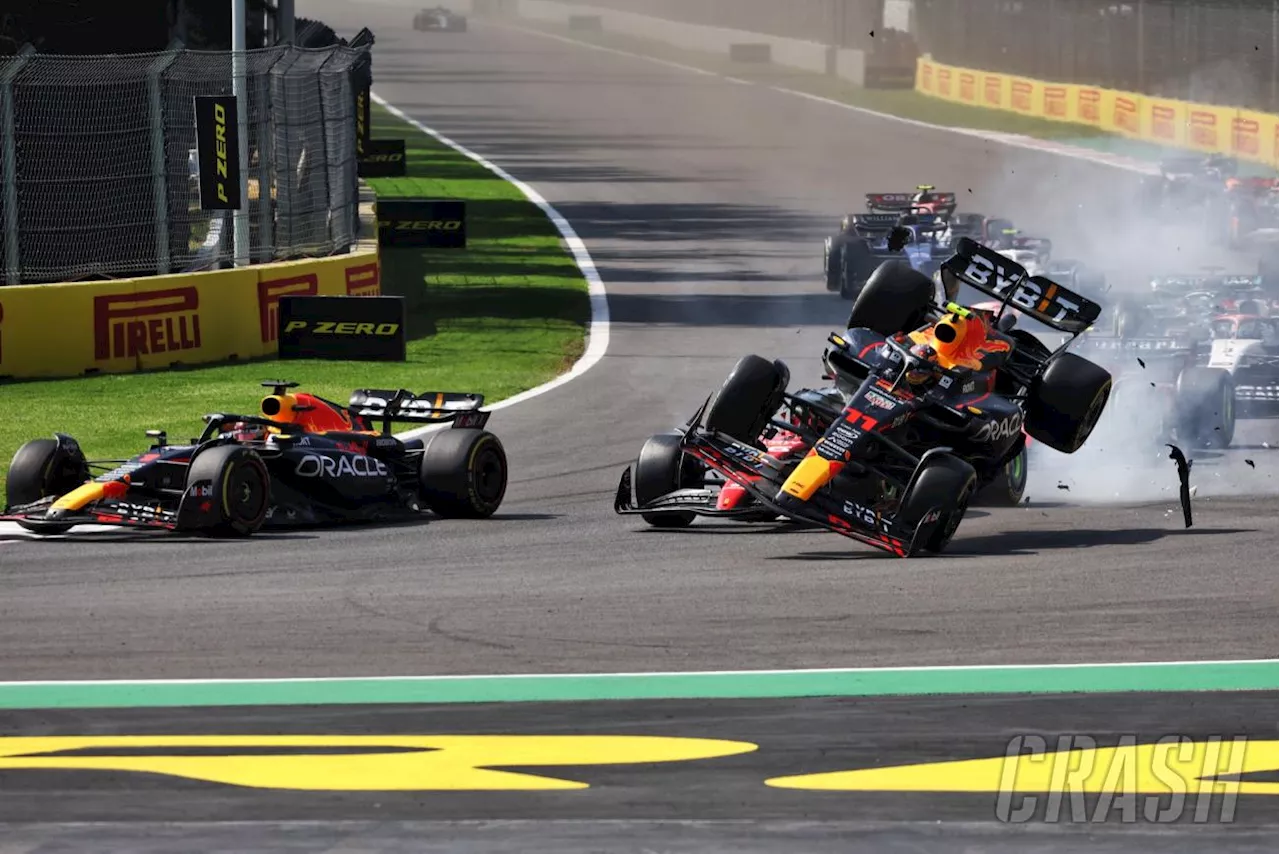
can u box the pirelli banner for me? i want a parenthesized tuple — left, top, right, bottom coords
(915, 57, 1278, 167)
(0, 250, 381, 380)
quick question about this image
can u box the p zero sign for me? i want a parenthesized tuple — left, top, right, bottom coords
(194, 95, 241, 210)
(358, 138, 407, 178)
(278, 295, 407, 361)
(376, 199, 466, 249)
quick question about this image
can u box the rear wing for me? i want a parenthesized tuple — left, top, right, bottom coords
(941, 237, 1101, 334)
(866, 192, 915, 211)
(349, 389, 490, 431)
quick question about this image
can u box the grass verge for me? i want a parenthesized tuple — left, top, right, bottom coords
(0, 102, 589, 498)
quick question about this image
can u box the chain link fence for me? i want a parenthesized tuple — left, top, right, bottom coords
(0, 40, 371, 285)
(914, 0, 1278, 112)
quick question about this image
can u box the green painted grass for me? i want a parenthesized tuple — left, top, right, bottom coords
(0, 103, 589, 498)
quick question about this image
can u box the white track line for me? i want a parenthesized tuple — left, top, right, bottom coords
(373, 95, 610, 441)
(498, 21, 1158, 175)
(0, 658, 1272, 688)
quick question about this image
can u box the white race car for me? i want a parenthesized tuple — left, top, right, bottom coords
(1205, 314, 1280, 417)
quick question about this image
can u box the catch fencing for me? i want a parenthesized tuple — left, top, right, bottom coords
(913, 0, 1278, 113)
(0, 41, 372, 285)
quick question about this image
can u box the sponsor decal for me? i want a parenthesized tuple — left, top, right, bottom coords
(920, 62, 933, 93)
(282, 321, 400, 336)
(983, 75, 1003, 107)
(1232, 117, 1260, 156)
(355, 85, 370, 157)
(194, 95, 241, 210)
(975, 412, 1024, 443)
(1043, 85, 1068, 119)
(1189, 110, 1221, 148)
(114, 502, 170, 521)
(359, 138, 407, 178)
(950, 248, 1086, 327)
(258, 274, 319, 344)
(841, 500, 892, 533)
(1150, 104, 1177, 141)
(1077, 88, 1101, 124)
(937, 376, 953, 389)
(344, 261, 381, 296)
(376, 199, 467, 249)
(278, 295, 407, 362)
(294, 453, 389, 479)
(937, 67, 952, 98)
(1113, 96, 1140, 134)
(188, 483, 213, 498)
(958, 72, 976, 103)
(94, 288, 201, 361)
(1011, 80, 1033, 113)
(864, 389, 896, 410)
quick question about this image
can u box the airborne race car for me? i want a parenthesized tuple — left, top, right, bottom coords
(619, 239, 1113, 557)
(414, 6, 467, 31)
(1, 382, 507, 537)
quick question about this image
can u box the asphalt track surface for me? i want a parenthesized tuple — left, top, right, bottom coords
(0, 7, 1277, 850)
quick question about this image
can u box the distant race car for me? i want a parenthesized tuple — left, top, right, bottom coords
(619, 238, 1113, 557)
(865, 185, 958, 219)
(945, 212, 1017, 249)
(1, 382, 508, 536)
(1138, 154, 1238, 210)
(995, 234, 1054, 276)
(824, 212, 950, 299)
(414, 6, 467, 31)
(1204, 314, 1280, 418)
(1110, 272, 1272, 339)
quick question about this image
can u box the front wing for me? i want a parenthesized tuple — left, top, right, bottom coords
(616, 428, 938, 557)
(1, 496, 178, 533)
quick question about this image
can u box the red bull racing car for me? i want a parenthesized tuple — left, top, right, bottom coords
(2, 382, 507, 536)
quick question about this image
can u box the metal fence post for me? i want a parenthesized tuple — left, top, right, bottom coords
(258, 47, 288, 261)
(147, 49, 181, 276)
(0, 45, 35, 286)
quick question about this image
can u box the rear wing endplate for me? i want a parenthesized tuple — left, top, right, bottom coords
(941, 237, 1101, 334)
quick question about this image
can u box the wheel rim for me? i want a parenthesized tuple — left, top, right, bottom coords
(472, 446, 506, 504)
(1007, 448, 1027, 498)
(228, 460, 269, 524)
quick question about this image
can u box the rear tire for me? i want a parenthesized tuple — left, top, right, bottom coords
(1175, 367, 1235, 449)
(183, 445, 271, 536)
(900, 453, 977, 554)
(634, 432, 702, 528)
(846, 260, 935, 336)
(419, 429, 509, 518)
(704, 354, 790, 446)
(1025, 353, 1113, 454)
(974, 439, 1028, 506)
(5, 437, 89, 534)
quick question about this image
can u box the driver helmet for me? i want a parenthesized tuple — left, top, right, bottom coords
(906, 342, 939, 384)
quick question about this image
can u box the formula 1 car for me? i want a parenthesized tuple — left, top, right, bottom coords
(619, 239, 1112, 556)
(945, 212, 1018, 249)
(1, 382, 507, 536)
(824, 212, 950, 299)
(865, 185, 958, 219)
(1112, 271, 1277, 339)
(414, 6, 467, 31)
(1205, 314, 1280, 418)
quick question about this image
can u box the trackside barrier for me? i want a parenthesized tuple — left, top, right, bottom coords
(916, 57, 1279, 169)
(0, 249, 380, 380)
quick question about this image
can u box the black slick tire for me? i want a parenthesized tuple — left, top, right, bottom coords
(704, 354, 790, 446)
(5, 437, 89, 534)
(1025, 353, 1113, 454)
(184, 445, 271, 536)
(634, 432, 702, 528)
(419, 428, 508, 518)
(846, 260, 935, 336)
(900, 452, 977, 554)
(974, 439, 1028, 506)
(1175, 367, 1235, 449)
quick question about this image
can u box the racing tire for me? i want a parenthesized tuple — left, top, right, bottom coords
(900, 452, 977, 554)
(5, 437, 90, 535)
(634, 432, 703, 528)
(704, 354, 790, 446)
(846, 260, 934, 336)
(419, 428, 509, 518)
(1024, 353, 1113, 454)
(974, 438, 1028, 506)
(839, 240, 875, 300)
(824, 237, 843, 292)
(1174, 367, 1236, 449)
(183, 445, 271, 537)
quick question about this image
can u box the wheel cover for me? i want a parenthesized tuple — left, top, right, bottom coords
(472, 446, 506, 504)
(227, 461, 269, 523)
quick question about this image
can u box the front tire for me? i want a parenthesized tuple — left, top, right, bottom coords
(182, 445, 271, 536)
(704, 354, 790, 446)
(900, 453, 977, 554)
(5, 437, 90, 534)
(846, 260, 935, 335)
(634, 432, 702, 528)
(419, 429, 509, 518)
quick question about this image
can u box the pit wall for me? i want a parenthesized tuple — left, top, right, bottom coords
(916, 57, 1279, 169)
(0, 249, 380, 380)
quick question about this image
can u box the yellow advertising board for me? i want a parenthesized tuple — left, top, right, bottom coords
(915, 57, 1279, 168)
(0, 249, 380, 380)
